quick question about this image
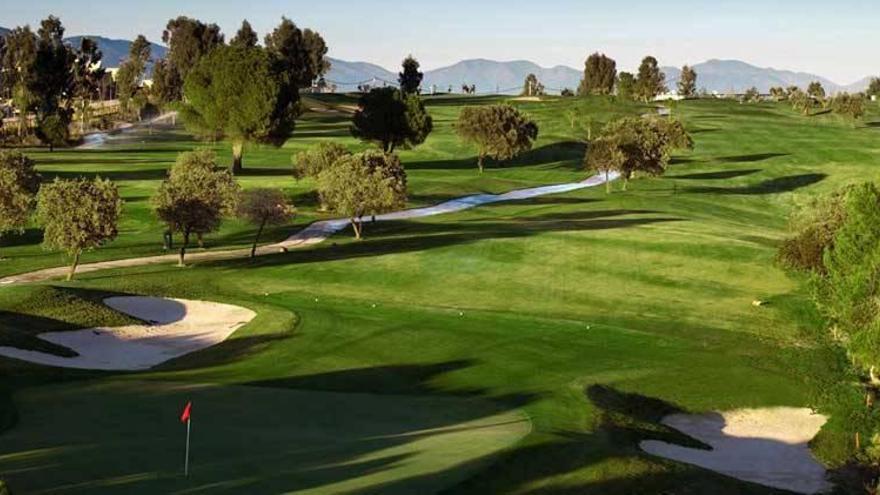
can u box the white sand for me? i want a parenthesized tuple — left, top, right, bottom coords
(0, 297, 255, 370)
(640, 407, 832, 494)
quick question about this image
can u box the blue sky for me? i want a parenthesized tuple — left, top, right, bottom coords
(2, 0, 876, 83)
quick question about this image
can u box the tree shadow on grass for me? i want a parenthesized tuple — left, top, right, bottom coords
(671, 168, 761, 180)
(0, 360, 538, 495)
(406, 141, 586, 171)
(716, 153, 788, 163)
(685, 173, 826, 195)
(245, 360, 537, 408)
(386, 384, 785, 495)
(211, 210, 680, 270)
(0, 228, 43, 248)
(47, 168, 169, 182)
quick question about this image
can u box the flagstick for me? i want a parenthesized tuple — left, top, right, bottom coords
(184, 417, 191, 477)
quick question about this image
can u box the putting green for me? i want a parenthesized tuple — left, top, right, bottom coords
(0, 380, 530, 494)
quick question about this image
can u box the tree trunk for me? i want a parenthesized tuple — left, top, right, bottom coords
(232, 142, 244, 174)
(605, 171, 611, 193)
(67, 249, 81, 281)
(622, 175, 629, 191)
(251, 217, 267, 258)
(178, 231, 190, 267)
(196, 232, 204, 248)
(351, 218, 362, 240)
(477, 154, 485, 174)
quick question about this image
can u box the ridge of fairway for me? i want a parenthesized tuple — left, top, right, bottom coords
(0, 171, 619, 285)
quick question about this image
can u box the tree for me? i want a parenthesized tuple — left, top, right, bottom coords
(293, 141, 351, 180)
(814, 183, 880, 379)
(36, 177, 122, 280)
(789, 88, 814, 115)
(180, 44, 296, 174)
(807, 81, 826, 101)
(161, 16, 224, 101)
(0, 151, 41, 259)
(597, 116, 693, 190)
(36, 114, 68, 151)
(616, 72, 635, 100)
(521, 74, 545, 96)
(743, 86, 761, 103)
(867, 78, 880, 99)
(830, 93, 866, 123)
(2, 26, 38, 138)
(0, 35, 6, 99)
(317, 151, 407, 239)
(153, 150, 240, 266)
(634, 56, 666, 102)
(237, 188, 295, 258)
(585, 136, 625, 193)
(456, 104, 538, 173)
(116, 35, 151, 120)
(677, 65, 697, 98)
(150, 58, 179, 106)
(231, 20, 259, 48)
(71, 37, 105, 134)
(33, 16, 74, 127)
(264, 17, 330, 90)
(399, 55, 423, 94)
(769, 86, 787, 101)
(778, 187, 850, 273)
(351, 87, 433, 152)
(578, 53, 616, 96)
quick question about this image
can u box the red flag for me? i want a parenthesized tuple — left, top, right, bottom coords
(180, 401, 192, 423)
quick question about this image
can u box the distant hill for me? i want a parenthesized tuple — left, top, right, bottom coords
(0, 27, 166, 72)
(326, 58, 581, 94)
(422, 59, 581, 94)
(325, 58, 397, 87)
(662, 59, 868, 94)
(64, 35, 167, 71)
(328, 57, 871, 96)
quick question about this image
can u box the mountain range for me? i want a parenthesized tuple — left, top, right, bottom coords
(0, 27, 872, 94)
(0, 27, 166, 72)
(326, 57, 872, 95)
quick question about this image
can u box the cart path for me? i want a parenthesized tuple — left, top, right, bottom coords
(0, 171, 619, 285)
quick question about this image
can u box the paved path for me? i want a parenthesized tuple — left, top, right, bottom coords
(0, 171, 619, 285)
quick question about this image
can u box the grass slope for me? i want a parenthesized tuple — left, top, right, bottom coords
(1, 95, 878, 493)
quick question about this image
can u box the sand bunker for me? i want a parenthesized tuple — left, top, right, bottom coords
(0, 297, 255, 371)
(640, 407, 831, 494)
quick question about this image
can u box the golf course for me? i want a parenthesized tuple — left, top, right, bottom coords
(0, 89, 875, 494)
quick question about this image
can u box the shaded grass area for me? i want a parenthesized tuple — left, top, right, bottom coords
(0, 380, 529, 495)
(0, 286, 141, 356)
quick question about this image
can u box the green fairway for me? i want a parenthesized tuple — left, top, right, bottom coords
(1, 95, 878, 493)
(0, 380, 529, 494)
